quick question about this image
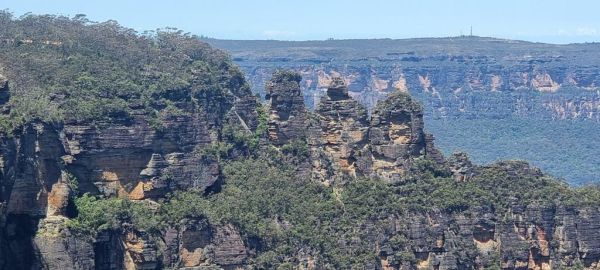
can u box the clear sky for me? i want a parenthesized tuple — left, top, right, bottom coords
(3, 0, 600, 44)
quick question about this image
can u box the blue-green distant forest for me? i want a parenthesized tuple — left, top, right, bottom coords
(410, 87, 600, 186)
(427, 117, 600, 185)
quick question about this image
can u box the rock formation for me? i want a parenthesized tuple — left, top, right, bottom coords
(306, 77, 439, 184)
(2, 16, 600, 269)
(259, 72, 600, 269)
(208, 37, 600, 184)
(1, 54, 599, 270)
(368, 92, 426, 182)
(0, 68, 256, 270)
(311, 76, 370, 184)
(447, 151, 474, 182)
(209, 37, 600, 121)
(265, 70, 308, 145)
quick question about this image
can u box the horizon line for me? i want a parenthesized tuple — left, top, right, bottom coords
(3, 10, 600, 46)
(203, 35, 600, 46)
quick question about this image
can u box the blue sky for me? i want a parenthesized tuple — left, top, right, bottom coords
(3, 0, 600, 44)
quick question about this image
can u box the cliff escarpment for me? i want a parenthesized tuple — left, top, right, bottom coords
(207, 38, 600, 119)
(1, 12, 600, 270)
(0, 12, 259, 269)
(207, 38, 600, 185)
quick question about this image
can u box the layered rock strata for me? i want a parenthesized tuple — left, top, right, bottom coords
(0, 69, 256, 269)
(267, 72, 438, 184)
(367, 92, 427, 182)
(2, 37, 600, 269)
(209, 37, 600, 121)
(311, 76, 371, 184)
(265, 70, 309, 145)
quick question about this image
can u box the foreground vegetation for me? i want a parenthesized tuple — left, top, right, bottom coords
(68, 152, 600, 268)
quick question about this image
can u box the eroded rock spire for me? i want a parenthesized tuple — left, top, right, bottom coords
(368, 91, 427, 182)
(265, 70, 308, 145)
(311, 75, 370, 184)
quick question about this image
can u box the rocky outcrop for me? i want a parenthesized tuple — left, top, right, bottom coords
(447, 152, 474, 182)
(306, 78, 438, 184)
(0, 75, 257, 270)
(265, 70, 308, 145)
(259, 75, 600, 269)
(0, 109, 234, 207)
(160, 220, 247, 270)
(61, 112, 220, 200)
(373, 203, 600, 270)
(24, 215, 248, 270)
(266, 71, 434, 184)
(208, 36, 600, 186)
(311, 76, 370, 184)
(0, 121, 96, 269)
(424, 134, 445, 164)
(33, 217, 95, 270)
(368, 92, 426, 182)
(3, 30, 600, 270)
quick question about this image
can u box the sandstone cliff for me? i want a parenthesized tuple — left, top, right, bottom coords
(208, 37, 600, 120)
(261, 72, 600, 269)
(266, 72, 438, 185)
(1, 13, 600, 270)
(311, 76, 371, 184)
(265, 70, 308, 146)
(0, 77, 256, 269)
(207, 37, 600, 185)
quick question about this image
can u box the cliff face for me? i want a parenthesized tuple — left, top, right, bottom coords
(311, 76, 371, 184)
(265, 70, 308, 145)
(260, 72, 600, 270)
(1, 55, 600, 270)
(1, 15, 600, 269)
(393, 202, 600, 270)
(207, 37, 600, 120)
(368, 92, 427, 182)
(0, 65, 256, 269)
(206, 37, 600, 185)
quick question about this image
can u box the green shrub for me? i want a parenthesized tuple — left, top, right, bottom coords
(280, 139, 309, 159)
(67, 193, 162, 235)
(66, 194, 129, 235)
(394, 251, 416, 263)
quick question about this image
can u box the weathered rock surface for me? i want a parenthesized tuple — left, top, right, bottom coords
(306, 77, 438, 184)
(262, 73, 600, 269)
(368, 92, 426, 182)
(372, 204, 600, 270)
(161, 220, 247, 270)
(0, 74, 256, 270)
(265, 70, 308, 145)
(208, 37, 600, 121)
(311, 76, 370, 184)
(62, 113, 217, 200)
(32, 216, 95, 270)
(208, 37, 600, 185)
(3, 36, 600, 270)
